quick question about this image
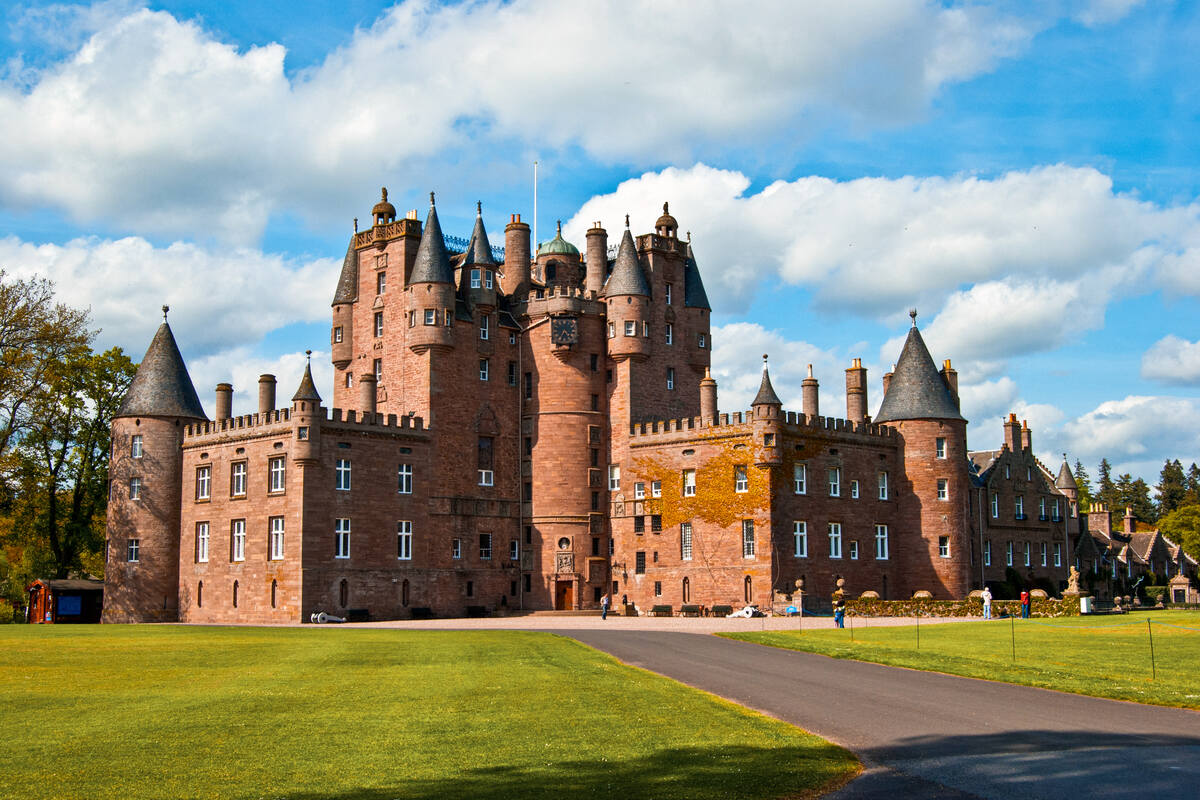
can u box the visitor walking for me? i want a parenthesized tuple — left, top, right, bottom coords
(1020, 590, 1031, 619)
(600, 592, 610, 620)
(981, 586, 993, 620)
(833, 596, 845, 628)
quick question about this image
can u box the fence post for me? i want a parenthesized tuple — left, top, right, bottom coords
(1147, 618, 1156, 680)
(1010, 614, 1016, 663)
(850, 614, 854, 642)
(916, 613, 920, 651)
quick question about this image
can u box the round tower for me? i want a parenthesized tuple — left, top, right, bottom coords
(585, 223, 607, 296)
(104, 306, 207, 623)
(603, 221, 651, 362)
(502, 214, 531, 298)
(291, 352, 323, 466)
(699, 367, 718, 424)
(751, 356, 783, 468)
(407, 193, 457, 354)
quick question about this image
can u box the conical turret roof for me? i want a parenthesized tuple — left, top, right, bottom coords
(873, 316, 965, 424)
(117, 312, 206, 420)
(752, 357, 782, 406)
(291, 355, 322, 403)
(602, 226, 649, 297)
(409, 195, 454, 284)
(1056, 458, 1078, 490)
(331, 235, 358, 305)
(683, 241, 711, 310)
(466, 203, 497, 266)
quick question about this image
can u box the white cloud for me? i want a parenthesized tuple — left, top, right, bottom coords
(0, 2, 1040, 241)
(1052, 395, 1200, 479)
(1141, 335, 1200, 386)
(1072, 0, 1146, 27)
(0, 234, 338, 356)
(189, 348, 333, 419)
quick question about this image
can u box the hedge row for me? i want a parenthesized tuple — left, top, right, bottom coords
(844, 596, 1081, 618)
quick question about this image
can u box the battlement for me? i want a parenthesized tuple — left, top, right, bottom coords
(520, 283, 603, 315)
(184, 409, 292, 440)
(182, 406, 429, 443)
(627, 409, 898, 445)
(353, 218, 422, 249)
(322, 407, 428, 434)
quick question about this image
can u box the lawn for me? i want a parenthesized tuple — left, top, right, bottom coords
(0, 626, 857, 800)
(725, 611, 1200, 709)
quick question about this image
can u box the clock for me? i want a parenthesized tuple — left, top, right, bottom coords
(550, 316, 579, 345)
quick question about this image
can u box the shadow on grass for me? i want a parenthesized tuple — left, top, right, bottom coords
(274, 743, 853, 800)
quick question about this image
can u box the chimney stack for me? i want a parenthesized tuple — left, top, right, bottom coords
(940, 358, 959, 410)
(699, 367, 718, 424)
(502, 213, 531, 297)
(801, 364, 819, 419)
(215, 383, 233, 420)
(1003, 413, 1021, 452)
(585, 223, 607, 297)
(1020, 419, 1032, 452)
(1124, 506, 1135, 535)
(845, 358, 867, 423)
(258, 374, 276, 416)
(359, 373, 377, 418)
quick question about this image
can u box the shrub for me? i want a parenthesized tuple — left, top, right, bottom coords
(1145, 585, 1168, 603)
(844, 596, 1079, 618)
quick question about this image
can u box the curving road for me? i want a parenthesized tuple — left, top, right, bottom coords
(555, 629, 1200, 799)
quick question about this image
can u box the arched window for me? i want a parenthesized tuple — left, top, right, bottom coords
(339, 579, 348, 608)
(232, 580, 239, 608)
(197, 581, 203, 608)
(402, 579, 410, 607)
(744, 575, 752, 603)
(271, 580, 277, 609)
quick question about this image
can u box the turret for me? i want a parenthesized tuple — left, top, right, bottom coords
(699, 367, 718, 424)
(502, 213, 531, 298)
(331, 235, 357, 370)
(602, 218, 651, 362)
(407, 193, 456, 354)
(358, 372, 377, 418)
(291, 351, 322, 465)
(462, 202, 499, 310)
(683, 237, 712, 372)
(536, 221, 582, 287)
(585, 222, 607, 296)
(801, 364, 819, 419)
(845, 358, 867, 423)
(751, 355, 782, 467)
(1055, 455, 1078, 516)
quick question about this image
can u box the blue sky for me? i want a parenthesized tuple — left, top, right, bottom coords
(0, 0, 1197, 485)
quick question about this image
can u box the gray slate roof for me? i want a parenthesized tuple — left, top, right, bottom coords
(331, 235, 358, 305)
(1056, 460, 1078, 489)
(409, 202, 454, 284)
(752, 364, 782, 406)
(683, 243, 711, 310)
(873, 324, 965, 424)
(466, 207, 497, 266)
(602, 228, 650, 297)
(117, 321, 207, 420)
(291, 361, 322, 403)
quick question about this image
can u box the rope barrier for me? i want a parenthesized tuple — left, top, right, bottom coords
(1146, 621, 1200, 633)
(1024, 617, 1146, 630)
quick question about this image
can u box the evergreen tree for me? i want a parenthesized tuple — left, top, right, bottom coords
(1160, 505, 1200, 563)
(1186, 463, 1200, 506)
(1157, 459, 1187, 518)
(1097, 458, 1117, 511)
(1073, 459, 1093, 510)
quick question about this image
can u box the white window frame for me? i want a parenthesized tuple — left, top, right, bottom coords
(196, 466, 210, 500)
(794, 521, 808, 557)
(1039, 497, 1046, 519)
(478, 469, 494, 487)
(479, 533, 492, 560)
(991, 493, 999, 518)
(794, 464, 807, 495)
(131, 435, 143, 458)
(937, 479, 948, 500)
(665, 283, 672, 305)
(642, 321, 649, 338)
(397, 521, 412, 560)
(681, 523, 693, 561)
(985, 539, 992, 566)
(850, 479, 859, 499)
(828, 522, 842, 559)
(1024, 541, 1031, 567)
(335, 518, 351, 559)
(634, 482, 645, 499)
(480, 315, 489, 340)
(1041, 541, 1048, 567)
(1007, 541, 1014, 566)
(232, 520, 246, 562)
(651, 480, 661, 498)
(424, 308, 436, 325)
(470, 268, 481, 289)
(374, 311, 384, 337)
(452, 538, 461, 559)
(828, 467, 841, 497)
(936, 437, 946, 459)
(875, 524, 888, 560)
(270, 517, 285, 561)
(742, 520, 755, 558)
(485, 270, 494, 289)
(509, 539, 519, 561)
(1015, 495, 1025, 518)
(665, 324, 673, 345)
(130, 477, 142, 500)
(231, 462, 247, 497)
(666, 368, 675, 390)
(698, 334, 706, 348)
(398, 463, 413, 494)
(127, 539, 139, 562)
(609, 465, 620, 491)
(682, 469, 696, 497)
(1054, 542, 1062, 567)
(479, 358, 489, 381)
(608, 322, 615, 338)
(734, 466, 748, 493)
(377, 271, 386, 294)
(335, 459, 351, 491)
(938, 536, 950, 558)
(197, 522, 209, 563)
(878, 470, 888, 500)
(849, 540, 859, 560)
(624, 320, 636, 336)
(269, 457, 286, 493)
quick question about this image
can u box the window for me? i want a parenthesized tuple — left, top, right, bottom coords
(742, 520, 755, 557)
(794, 522, 808, 557)
(1039, 497, 1047, 520)
(654, 581, 662, 597)
(485, 270, 494, 289)
(666, 368, 675, 390)
(590, 354, 599, 372)
(665, 324, 673, 345)
(1006, 541, 1014, 566)
(682, 469, 696, 497)
(333, 326, 343, 343)
(524, 372, 532, 399)
(984, 540, 991, 566)
(1027, 466, 1032, 481)
(444, 309, 452, 326)
(1054, 543, 1062, 567)
(452, 538, 461, 559)
(651, 514, 662, 532)
(634, 482, 645, 499)
(131, 435, 143, 458)
(665, 283, 673, 304)
(635, 551, 646, 574)
(698, 334, 706, 348)
(270, 517, 285, 560)
(398, 463, 413, 494)
(508, 361, 517, 386)
(377, 271, 386, 294)
(875, 525, 888, 560)
(624, 320, 636, 336)
(828, 523, 842, 558)
(878, 471, 888, 500)
(269, 457, 285, 492)
(590, 394, 599, 411)
(1004, 463, 1011, 479)
(509, 540, 519, 561)
(127, 539, 140, 562)
(196, 522, 209, 563)
(1024, 542, 1031, 567)
(231, 462, 247, 497)
(297, 426, 308, 440)
(937, 479, 948, 500)
(1041, 542, 1048, 567)
(479, 359, 489, 381)
(938, 536, 950, 558)
(480, 316, 489, 340)
(130, 477, 142, 500)
(345, 372, 353, 388)
(397, 521, 412, 560)
(470, 268, 481, 289)
(424, 309, 436, 325)
(643, 321, 650, 338)
(335, 518, 350, 559)
(850, 480, 859, 499)
(231, 520, 246, 562)
(479, 534, 492, 560)
(634, 516, 645, 533)
(1052, 499, 1061, 521)
(1015, 496, 1025, 519)
(234, 580, 240, 608)
(608, 465, 620, 491)
(849, 540, 859, 560)
(680, 523, 693, 560)
(734, 465, 748, 493)
(608, 322, 615, 338)
(828, 467, 841, 497)
(794, 464, 807, 494)
(936, 437, 946, 458)
(335, 459, 351, 491)
(374, 311, 383, 337)
(991, 493, 999, 518)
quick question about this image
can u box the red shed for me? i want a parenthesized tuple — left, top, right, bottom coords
(27, 579, 104, 624)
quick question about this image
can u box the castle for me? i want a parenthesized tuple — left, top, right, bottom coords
(103, 189, 1084, 623)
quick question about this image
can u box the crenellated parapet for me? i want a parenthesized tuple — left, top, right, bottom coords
(353, 217, 422, 249)
(626, 409, 899, 446)
(183, 406, 429, 445)
(519, 284, 604, 317)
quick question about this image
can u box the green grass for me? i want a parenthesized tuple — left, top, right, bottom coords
(0, 626, 856, 800)
(725, 611, 1200, 709)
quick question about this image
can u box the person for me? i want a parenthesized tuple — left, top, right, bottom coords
(833, 596, 846, 628)
(600, 592, 610, 620)
(1020, 589, 1031, 619)
(981, 586, 993, 620)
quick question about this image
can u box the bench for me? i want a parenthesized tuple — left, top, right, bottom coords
(711, 605, 733, 617)
(409, 607, 434, 620)
(680, 604, 702, 617)
(650, 604, 674, 617)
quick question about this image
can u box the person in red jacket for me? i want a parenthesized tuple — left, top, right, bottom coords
(1020, 590, 1031, 618)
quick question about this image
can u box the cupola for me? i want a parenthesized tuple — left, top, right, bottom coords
(372, 187, 397, 226)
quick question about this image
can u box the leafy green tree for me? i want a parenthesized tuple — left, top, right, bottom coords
(1073, 459, 1093, 510)
(1159, 505, 1200, 563)
(1157, 459, 1187, 518)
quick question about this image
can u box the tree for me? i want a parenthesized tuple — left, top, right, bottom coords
(1112, 473, 1155, 524)
(1159, 505, 1200, 564)
(1097, 458, 1117, 511)
(1186, 463, 1200, 507)
(1073, 460, 1093, 510)
(1157, 459, 1187, 518)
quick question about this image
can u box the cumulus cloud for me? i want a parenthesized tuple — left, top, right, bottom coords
(189, 347, 333, 419)
(0, 1, 1040, 241)
(0, 234, 338, 356)
(1052, 395, 1200, 479)
(1141, 335, 1200, 386)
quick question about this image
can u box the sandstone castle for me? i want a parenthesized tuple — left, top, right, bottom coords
(103, 189, 1086, 623)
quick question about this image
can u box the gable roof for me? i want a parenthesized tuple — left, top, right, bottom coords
(117, 320, 207, 420)
(874, 322, 965, 424)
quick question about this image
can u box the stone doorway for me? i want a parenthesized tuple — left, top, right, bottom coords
(555, 580, 574, 610)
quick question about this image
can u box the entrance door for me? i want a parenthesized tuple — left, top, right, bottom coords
(555, 581, 574, 610)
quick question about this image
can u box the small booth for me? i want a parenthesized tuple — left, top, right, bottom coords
(27, 579, 104, 624)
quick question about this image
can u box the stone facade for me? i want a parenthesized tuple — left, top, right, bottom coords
(104, 188, 1080, 623)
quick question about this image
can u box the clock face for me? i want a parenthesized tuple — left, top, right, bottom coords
(551, 317, 579, 345)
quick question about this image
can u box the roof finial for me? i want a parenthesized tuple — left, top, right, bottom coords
(762, 353, 769, 368)
(663, 201, 669, 214)
(429, 191, 435, 207)
(476, 200, 482, 216)
(305, 349, 312, 364)
(625, 213, 630, 228)
(162, 305, 169, 322)
(909, 308, 918, 326)
(556, 220, 562, 235)
(687, 230, 691, 242)
(1063, 452, 1068, 462)
(353, 217, 358, 233)
(381, 187, 388, 201)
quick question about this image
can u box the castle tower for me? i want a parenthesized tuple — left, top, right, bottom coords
(536, 221, 583, 287)
(103, 307, 207, 623)
(585, 223, 607, 296)
(460, 202, 500, 312)
(403, 195, 457, 423)
(1055, 455, 1079, 517)
(604, 219, 652, 432)
(751, 356, 783, 468)
(874, 310, 971, 598)
(290, 352, 322, 466)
